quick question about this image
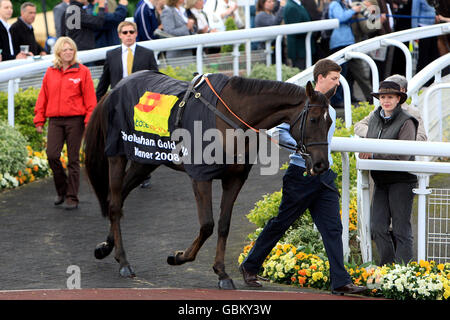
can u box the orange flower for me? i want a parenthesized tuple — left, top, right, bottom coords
(18, 170, 22, 177)
(298, 269, 307, 276)
(33, 165, 39, 172)
(291, 276, 297, 283)
(310, 265, 317, 270)
(298, 277, 306, 285)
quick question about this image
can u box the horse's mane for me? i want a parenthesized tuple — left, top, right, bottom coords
(229, 76, 305, 97)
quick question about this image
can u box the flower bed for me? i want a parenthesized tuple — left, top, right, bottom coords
(239, 241, 450, 300)
(0, 145, 51, 189)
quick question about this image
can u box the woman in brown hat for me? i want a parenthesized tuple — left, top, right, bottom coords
(359, 80, 418, 266)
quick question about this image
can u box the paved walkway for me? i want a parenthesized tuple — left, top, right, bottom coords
(0, 150, 378, 300)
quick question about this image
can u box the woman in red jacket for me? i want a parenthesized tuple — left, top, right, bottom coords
(34, 37, 97, 210)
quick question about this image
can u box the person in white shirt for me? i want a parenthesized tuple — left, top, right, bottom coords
(203, 0, 244, 31)
(0, 0, 27, 61)
(185, 0, 218, 33)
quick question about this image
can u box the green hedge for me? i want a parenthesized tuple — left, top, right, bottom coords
(0, 88, 45, 151)
(0, 119, 28, 179)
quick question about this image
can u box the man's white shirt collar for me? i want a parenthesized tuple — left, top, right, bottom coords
(122, 43, 137, 54)
(292, 0, 302, 6)
(144, 0, 155, 9)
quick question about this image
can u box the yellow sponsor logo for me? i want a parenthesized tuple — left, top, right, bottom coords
(133, 92, 179, 136)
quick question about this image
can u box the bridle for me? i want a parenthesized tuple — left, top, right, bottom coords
(288, 100, 329, 168)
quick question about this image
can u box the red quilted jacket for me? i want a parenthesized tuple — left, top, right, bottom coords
(34, 63, 97, 127)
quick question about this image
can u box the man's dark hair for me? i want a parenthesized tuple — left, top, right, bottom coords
(313, 59, 342, 82)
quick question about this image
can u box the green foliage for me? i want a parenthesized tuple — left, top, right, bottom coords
(246, 191, 283, 228)
(0, 120, 28, 176)
(248, 63, 301, 82)
(159, 64, 217, 82)
(220, 18, 244, 53)
(0, 88, 45, 151)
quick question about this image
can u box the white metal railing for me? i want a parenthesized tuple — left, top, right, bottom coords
(331, 137, 450, 263)
(289, 23, 450, 129)
(1, 19, 339, 127)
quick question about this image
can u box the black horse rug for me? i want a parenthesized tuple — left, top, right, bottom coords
(104, 70, 230, 181)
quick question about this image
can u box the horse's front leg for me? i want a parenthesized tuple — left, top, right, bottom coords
(214, 165, 251, 290)
(167, 180, 214, 265)
(108, 156, 135, 277)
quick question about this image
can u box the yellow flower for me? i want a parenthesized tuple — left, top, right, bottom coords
(438, 264, 445, 271)
(419, 260, 429, 268)
(312, 272, 323, 281)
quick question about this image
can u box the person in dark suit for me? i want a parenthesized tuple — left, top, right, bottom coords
(96, 21, 158, 189)
(0, 0, 27, 61)
(96, 20, 158, 100)
(10, 2, 47, 58)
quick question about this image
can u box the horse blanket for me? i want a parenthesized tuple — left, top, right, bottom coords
(104, 70, 230, 180)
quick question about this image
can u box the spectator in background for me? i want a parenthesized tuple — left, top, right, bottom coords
(204, 0, 244, 31)
(134, 0, 160, 41)
(254, 0, 285, 58)
(255, 0, 285, 29)
(161, 0, 196, 61)
(283, 0, 315, 70)
(34, 37, 97, 210)
(0, 0, 28, 61)
(327, 0, 361, 107)
(186, 0, 218, 34)
(86, 0, 128, 48)
(358, 80, 418, 266)
(54, 0, 70, 38)
(62, 0, 106, 51)
(10, 2, 47, 57)
(96, 21, 158, 100)
(354, 74, 427, 141)
(412, 0, 440, 74)
(97, 20, 159, 189)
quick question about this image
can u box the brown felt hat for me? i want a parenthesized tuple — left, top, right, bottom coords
(371, 81, 407, 105)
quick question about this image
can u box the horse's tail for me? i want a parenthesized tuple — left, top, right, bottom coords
(84, 93, 110, 218)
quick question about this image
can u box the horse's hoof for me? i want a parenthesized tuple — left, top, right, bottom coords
(94, 242, 114, 260)
(119, 265, 136, 278)
(167, 251, 184, 265)
(218, 279, 236, 290)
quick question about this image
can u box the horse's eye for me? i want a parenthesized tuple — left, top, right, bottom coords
(310, 118, 317, 124)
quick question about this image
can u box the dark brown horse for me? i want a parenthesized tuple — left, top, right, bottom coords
(84, 74, 333, 289)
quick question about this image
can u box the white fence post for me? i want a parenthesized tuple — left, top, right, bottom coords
(413, 174, 432, 261)
(341, 152, 350, 262)
(7, 79, 16, 127)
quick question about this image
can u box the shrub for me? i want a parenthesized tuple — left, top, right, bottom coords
(0, 88, 45, 151)
(248, 63, 301, 82)
(0, 119, 28, 180)
(159, 64, 216, 81)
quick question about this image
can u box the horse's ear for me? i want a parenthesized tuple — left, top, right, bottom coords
(324, 86, 336, 100)
(306, 81, 315, 99)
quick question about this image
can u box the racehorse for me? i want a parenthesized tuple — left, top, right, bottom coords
(84, 73, 334, 289)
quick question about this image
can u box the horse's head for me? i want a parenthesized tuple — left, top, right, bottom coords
(290, 81, 334, 176)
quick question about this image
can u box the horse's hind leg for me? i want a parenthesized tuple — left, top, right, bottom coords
(167, 180, 214, 265)
(214, 165, 251, 290)
(108, 156, 136, 277)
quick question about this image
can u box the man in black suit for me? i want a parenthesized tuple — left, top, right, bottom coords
(0, 0, 27, 61)
(96, 20, 158, 100)
(10, 2, 47, 58)
(96, 20, 158, 189)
